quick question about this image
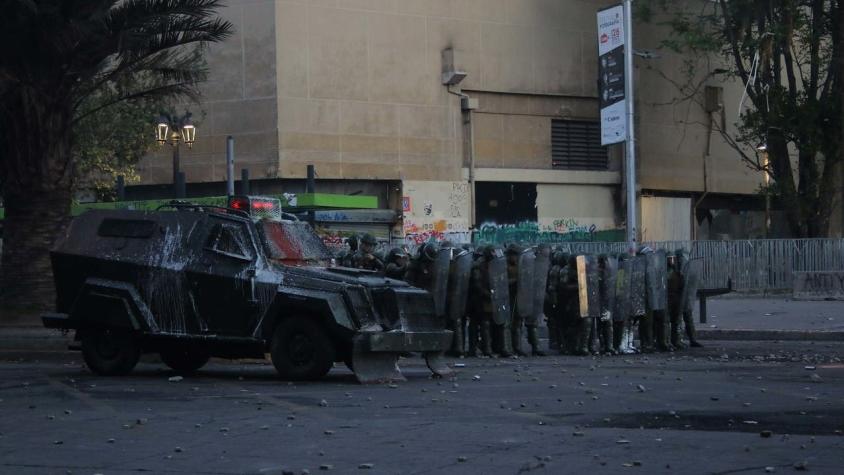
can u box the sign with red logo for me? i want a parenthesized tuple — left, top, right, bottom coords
(597, 4, 626, 145)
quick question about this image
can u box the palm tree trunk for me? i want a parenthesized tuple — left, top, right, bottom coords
(0, 188, 72, 324)
(0, 91, 73, 325)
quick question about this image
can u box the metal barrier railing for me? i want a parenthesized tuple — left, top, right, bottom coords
(397, 238, 844, 292)
(559, 239, 844, 291)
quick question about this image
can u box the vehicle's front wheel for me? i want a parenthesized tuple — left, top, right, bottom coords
(271, 317, 335, 381)
(80, 328, 141, 376)
(160, 345, 210, 374)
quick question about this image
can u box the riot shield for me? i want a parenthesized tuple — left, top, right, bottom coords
(679, 257, 703, 313)
(488, 251, 511, 325)
(576, 255, 600, 318)
(614, 257, 632, 322)
(529, 247, 552, 324)
(516, 250, 536, 318)
(430, 248, 452, 317)
(629, 255, 647, 317)
(645, 250, 668, 311)
(446, 250, 473, 321)
(599, 256, 618, 322)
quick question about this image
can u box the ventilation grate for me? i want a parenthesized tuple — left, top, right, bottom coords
(551, 119, 608, 170)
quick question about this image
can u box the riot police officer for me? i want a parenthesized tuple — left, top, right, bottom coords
(667, 253, 684, 349)
(341, 234, 359, 267)
(613, 253, 638, 354)
(546, 251, 571, 354)
(444, 243, 473, 358)
(565, 255, 593, 356)
(405, 242, 438, 290)
(525, 244, 550, 356)
(352, 233, 384, 272)
(597, 254, 616, 355)
(673, 249, 703, 348)
(506, 244, 525, 356)
(384, 247, 409, 280)
(545, 251, 563, 352)
(468, 245, 509, 357)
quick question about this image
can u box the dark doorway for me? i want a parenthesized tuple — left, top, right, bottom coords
(475, 182, 537, 225)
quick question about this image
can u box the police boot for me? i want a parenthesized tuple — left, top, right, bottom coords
(511, 325, 528, 357)
(574, 318, 592, 356)
(565, 323, 580, 355)
(448, 319, 466, 357)
(684, 310, 703, 347)
(527, 326, 546, 356)
(670, 317, 686, 349)
(467, 320, 480, 357)
(639, 312, 654, 353)
(480, 321, 494, 357)
(547, 316, 560, 351)
(498, 324, 514, 358)
(621, 320, 639, 354)
(556, 324, 569, 355)
(655, 311, 673, 352)
(590, 317, 601, 354)
(601, 320, 615, 355)
(612, 321, 624, 352)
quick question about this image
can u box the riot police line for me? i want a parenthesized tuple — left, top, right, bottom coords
(338, 234, 703, 358)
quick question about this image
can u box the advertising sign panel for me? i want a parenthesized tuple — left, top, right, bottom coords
(598, 5, 626, 145)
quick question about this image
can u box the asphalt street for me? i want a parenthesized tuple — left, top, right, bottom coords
(1, 341, 843, 475)
(703, 298, 844, 331)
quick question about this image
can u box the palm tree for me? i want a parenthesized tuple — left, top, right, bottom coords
(0, 0, 233, 323)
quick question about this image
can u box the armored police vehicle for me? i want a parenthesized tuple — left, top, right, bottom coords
(42, 196, 453, 383)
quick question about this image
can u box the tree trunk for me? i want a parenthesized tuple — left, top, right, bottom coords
(0, 189, 72, 324)
(0, 89, 73, 326)
(767, 130, 806, 237)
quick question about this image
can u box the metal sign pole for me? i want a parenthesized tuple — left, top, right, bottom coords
(623, 0, 637, 254)
(226, 136, 235, 197)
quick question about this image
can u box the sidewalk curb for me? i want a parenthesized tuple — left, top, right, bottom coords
(0, 326, 74, 352)
(697, 329, 844, 342)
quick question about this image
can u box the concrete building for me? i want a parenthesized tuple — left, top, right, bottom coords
(134, 0, 775, 245)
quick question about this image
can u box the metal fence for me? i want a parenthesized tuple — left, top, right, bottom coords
(558, 239, 844, 291)
(396, 239, 844, 292)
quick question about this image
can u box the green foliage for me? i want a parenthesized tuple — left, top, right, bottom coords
(72, 79, 165, 201)
(0, 0, 233, 196)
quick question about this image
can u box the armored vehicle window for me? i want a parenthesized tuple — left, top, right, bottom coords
(98, 218, 156, 238)
(206, 223, 252, 261)
(258, 220, 332, 263)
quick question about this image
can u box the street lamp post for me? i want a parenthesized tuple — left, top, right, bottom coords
(156, 112, 196, 197)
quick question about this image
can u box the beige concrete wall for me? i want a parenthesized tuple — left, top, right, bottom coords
(468, 91, 623, 173)
(536, 183, 618, 233)
(131, 0, 766, 206)
(274, 0, 619, 182)
(641, 196, 692, 241)
(137, 0, 279, 185)
(634, 14, 764, 195)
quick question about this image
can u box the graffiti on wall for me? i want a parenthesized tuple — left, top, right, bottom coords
(475, 220, 624, 245)
(402, 181, 471, 245)
(403, 219, 471, 245)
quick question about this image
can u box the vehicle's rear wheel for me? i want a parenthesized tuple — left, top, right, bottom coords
(271, 316, 335, 381)
(80, 328, 141, 376)
(160, 345, 210, 374)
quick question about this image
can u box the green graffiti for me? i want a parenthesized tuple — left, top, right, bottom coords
(473, 221, 624, 245)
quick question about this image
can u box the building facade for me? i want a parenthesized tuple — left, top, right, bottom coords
(135, 0, 777, 245)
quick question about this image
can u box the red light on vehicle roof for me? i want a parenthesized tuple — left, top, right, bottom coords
(252, 200, 275, 210)
(230, 198, 247, 210)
